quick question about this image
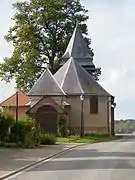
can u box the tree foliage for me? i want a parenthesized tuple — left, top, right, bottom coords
(115, 120, 135, 134)
(0, 0, 100, 91)
(0, 108, 15, 142)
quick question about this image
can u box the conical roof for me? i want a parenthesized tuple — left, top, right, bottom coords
(61, 24, 94, 67)
(54, 57, 110, 96)
(28, 68, 65, 96)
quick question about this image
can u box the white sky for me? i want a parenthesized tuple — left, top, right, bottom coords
(0, 0, 135, 119)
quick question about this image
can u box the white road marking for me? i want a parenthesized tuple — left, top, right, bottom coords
(51, 156, 135, 161)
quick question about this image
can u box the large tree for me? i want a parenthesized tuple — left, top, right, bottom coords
(0, 0, 101, 91)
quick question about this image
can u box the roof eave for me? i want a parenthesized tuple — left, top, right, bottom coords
(28, 94, 66, 96)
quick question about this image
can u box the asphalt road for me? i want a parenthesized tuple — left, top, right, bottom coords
(7, 137, 135, 180)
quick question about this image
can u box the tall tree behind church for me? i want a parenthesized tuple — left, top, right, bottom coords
(0, 0, 101, 91)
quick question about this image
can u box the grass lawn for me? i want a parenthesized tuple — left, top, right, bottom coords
(57, 135, 119, 144)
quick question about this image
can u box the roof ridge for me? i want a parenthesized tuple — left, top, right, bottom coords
(28, 67, 65, 96)
(70, 26, 78, 57)
(74, 59, 110, 95)
(48, 68, 66, 95)
(0, 92, 16, 106)
(61, 59, 71, 88)
(72, 58, 84, 94)
(29, 68, 47, 93)
(62, 24, 92, 60)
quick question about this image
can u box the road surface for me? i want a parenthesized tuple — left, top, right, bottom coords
(7, 137, 135, 180)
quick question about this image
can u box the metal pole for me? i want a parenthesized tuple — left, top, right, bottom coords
(16, 91, 19, 143)
(111, 106, 115, 136)
(80, 98, 84, 138)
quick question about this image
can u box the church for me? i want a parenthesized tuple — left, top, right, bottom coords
(27, 24, 116, 135)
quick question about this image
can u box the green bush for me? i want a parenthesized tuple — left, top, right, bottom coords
(10, 115, 40, 148)
(40, 133, 56, 145)
(57, 115, 67, 137)
(0, 109, 15, 142)
(84, 133, 109, 137)
(68, 129, 80, 136)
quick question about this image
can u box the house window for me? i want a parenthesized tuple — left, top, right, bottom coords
(90, 95, 98, 114)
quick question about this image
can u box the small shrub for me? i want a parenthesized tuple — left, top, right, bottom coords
(68, 129, 80, 136)
(0, 109, 15, 142)
(84, 133, 109, 137)
(57, 115, 67, 137)
(23, 133, 35, 148)
(40, 133, 56, 145)
(10, 115, 40, 147)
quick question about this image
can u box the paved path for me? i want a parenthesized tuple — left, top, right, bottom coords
(0, 143, 78, 179)
(7, 137, 135, 180)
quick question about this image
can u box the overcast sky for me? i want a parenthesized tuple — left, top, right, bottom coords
(0, 0, 135, 119)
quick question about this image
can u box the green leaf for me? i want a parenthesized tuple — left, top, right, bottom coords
(0, 0, 100, 90)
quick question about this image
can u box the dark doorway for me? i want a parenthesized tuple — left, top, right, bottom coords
(36, 105, 57, 134)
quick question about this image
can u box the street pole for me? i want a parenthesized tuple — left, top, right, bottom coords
(80, 95, 84, 138)
(15, 88, 19, 143)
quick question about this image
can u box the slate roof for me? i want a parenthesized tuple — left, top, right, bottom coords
(61, 24, 94, 67)
(54, 57, 110, 96)
(28, 68, 65, 96)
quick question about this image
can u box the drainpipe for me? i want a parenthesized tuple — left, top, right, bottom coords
(110, 96, 116, 136)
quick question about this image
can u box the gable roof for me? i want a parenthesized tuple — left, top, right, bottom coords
(0, 91, 31, 107)
(28, 68, 65, 96)
(54, 57, 110, 96)
(27, 97, 64, 114)
(61, 24, 94, 67)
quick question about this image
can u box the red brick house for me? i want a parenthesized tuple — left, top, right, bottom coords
(0, 91, 31, 119)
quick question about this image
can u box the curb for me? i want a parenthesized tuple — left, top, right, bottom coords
(0, 144, 83, 180)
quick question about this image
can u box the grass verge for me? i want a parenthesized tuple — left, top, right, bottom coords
(57, 135, 119, 144)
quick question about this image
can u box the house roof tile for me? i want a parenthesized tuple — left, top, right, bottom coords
(0, 91, 31, 107)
